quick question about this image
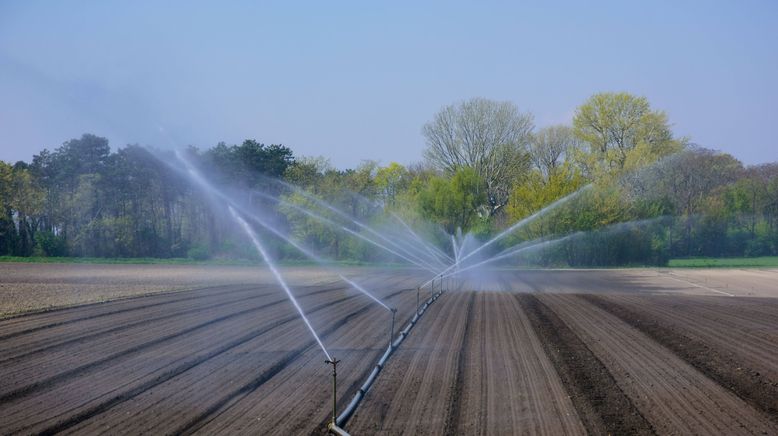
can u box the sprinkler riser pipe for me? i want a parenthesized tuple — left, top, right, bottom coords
(389, 309, 396, 349)
(326, 357, 341, 427)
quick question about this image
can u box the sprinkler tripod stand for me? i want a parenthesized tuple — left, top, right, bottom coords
(325, 358, 350, 435)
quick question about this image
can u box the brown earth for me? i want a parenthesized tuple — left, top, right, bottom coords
(1, 265, 777, 434)
(350, 269, 778, 435)
(0, 263, 347, 318)
(0, 266, 425, 435)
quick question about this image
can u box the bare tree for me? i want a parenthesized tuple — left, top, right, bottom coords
(629, 146, 743, 254)
(529, 125, 579, 179)
(422, 97, 534, 216)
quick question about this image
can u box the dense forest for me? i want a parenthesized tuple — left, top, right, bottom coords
(1, 92, 777, 266)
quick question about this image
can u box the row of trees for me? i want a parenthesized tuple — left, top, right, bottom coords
(1, 92, 776, 265)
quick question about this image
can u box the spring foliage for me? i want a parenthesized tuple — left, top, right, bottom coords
(1, 93, 776, 265)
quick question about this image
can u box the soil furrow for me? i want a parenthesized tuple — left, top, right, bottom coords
(17, 287, 389, 435)
(442, 291, 476, 435)
(32, 311, 307, 436)
(0, 283, 350, 365)
(0, 287, 353, 405)
(0, 284, 264, 341)
(199, 288, 419, 435)
(582, 294, 778, 421)
(310, 289, 422, 433)
(544, 294, 776, 434)
(518, 293, 654, 435)
(173, 287, 410, 435)
(175, 304, 372, 434)
(0, 293, 266, 364)
(2, 266, 777, 434)
(32, 284, 412, 435)
(602, 295, 778, 380)
(0, 279, 348, 340)
(347, 291, 471, 434)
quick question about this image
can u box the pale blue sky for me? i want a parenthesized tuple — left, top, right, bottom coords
(1, 0, 776, 167)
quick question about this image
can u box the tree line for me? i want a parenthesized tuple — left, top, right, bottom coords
(1, 92, 776, 265)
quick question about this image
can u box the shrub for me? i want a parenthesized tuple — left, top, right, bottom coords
(186, 244, 211, 260)
(34, 231, 67, 257)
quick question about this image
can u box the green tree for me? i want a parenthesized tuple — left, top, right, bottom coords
(573, 92, 683, 176)
(506, 162, 585, 238)
(0, 161, 15, 255)
(204, 139, 294, 187)
(375, 162, 409, 206)
(9, 165, 45, 255)
(418, 168, 486, 234)
(284, 156, 331, 191)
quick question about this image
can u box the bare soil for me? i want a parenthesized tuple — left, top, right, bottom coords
(583, 294, 778, 420)
(518, 294, 653, 435)
(1, 265, 777, 434)
(0, 263, 346, 318)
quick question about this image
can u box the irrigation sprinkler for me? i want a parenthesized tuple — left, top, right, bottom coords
(416, 287, 420, 316)
(325, 357, 341, 428)
(389, 308, 397, 349)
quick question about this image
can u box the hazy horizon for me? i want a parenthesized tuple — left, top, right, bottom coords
(1, 1, 777, 168)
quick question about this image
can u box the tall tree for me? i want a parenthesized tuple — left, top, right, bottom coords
(635, 147, 743, 255)
(423, 97, 533, 216)
(573, 92, 681, 175)
(0, 161, 15, 255)
(204, 140, 295, 187)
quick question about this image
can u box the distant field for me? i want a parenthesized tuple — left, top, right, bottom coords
(9, 255, 778, 270)
(0, 256, 402, 268)
(0, 255, 246, 265)
(669, 256, 778, 268)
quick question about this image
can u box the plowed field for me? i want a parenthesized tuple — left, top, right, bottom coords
(1, 264, 777, 435)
